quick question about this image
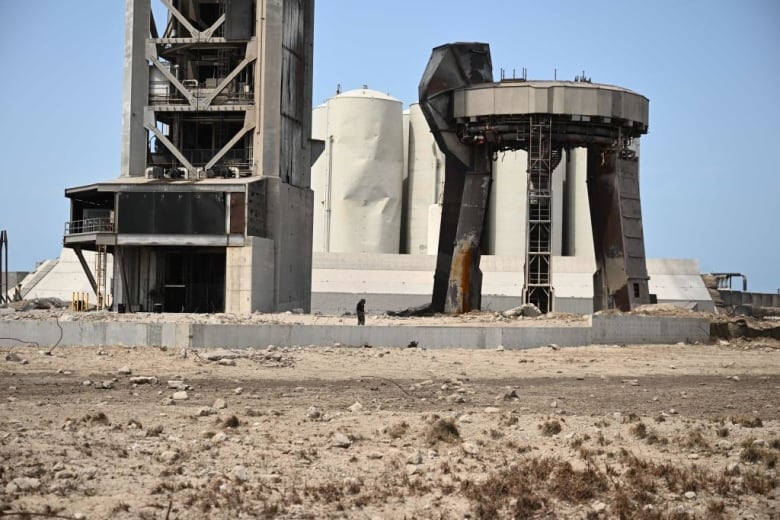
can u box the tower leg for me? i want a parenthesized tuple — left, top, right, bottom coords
(444, 169, 491, 313)
(586, 144, 650, 311)
(430, 156, 467, 312)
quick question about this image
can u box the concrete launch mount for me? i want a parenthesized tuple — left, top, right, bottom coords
(419, 43, 651, 314)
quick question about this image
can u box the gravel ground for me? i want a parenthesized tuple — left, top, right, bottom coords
(0, 331, 778, 519)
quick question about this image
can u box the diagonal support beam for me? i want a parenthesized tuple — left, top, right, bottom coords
(150, 57, 196, 106)
(204, 121, 255, 170)
(202, 14, 225, 38)
(202, 43, 256, 107)
(158, 0, 199, 38)
(73, 247, 98, 295)
(144, 108, 195, 173)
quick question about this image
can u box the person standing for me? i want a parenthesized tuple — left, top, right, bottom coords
(356, 298, 366, 325)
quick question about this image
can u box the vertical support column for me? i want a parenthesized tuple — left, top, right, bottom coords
(121, 0, 150, 177)
(586, 140, 650, 311)
(444, 147, 491, 313)
(431, 156, 467, 312)
(523, 117, 555, 313)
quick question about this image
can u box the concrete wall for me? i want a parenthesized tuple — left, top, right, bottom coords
(311, 253, 713, 315)
(0, 314, 710, 350)
(225, 237, 275, 313)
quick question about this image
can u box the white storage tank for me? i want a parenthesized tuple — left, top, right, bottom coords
(563, 147, 593, 258)
(488, 150, 528, 256)
(318, 88, 404, 253)
(405, 103, 445, 254)
(311, 103, 330, 252)
(487, 149, 565, 256)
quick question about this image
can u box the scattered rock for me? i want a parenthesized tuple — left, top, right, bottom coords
(495, 345, 505, 352)
(407, 451, 423, 465)
(684, 491, 696, 499)
(233, 387, 243, 395)
(503, 389, 518, 400)
(592, 501, 607, 513)
(446, 394, 465, 404)
(117, 366, 132, 375)
(461, 442, 480, 455)
(168, 380, 187, 390)
(197, 407, 215, 417)
(211, 432, 227, 443)
(7, 477, 41, 492)
(5, 353, 24, 363)
(232, 465, 249, 482)
(306, 406, 322, 420)
(348, 402, 363, 413)
(206, 350, 240, 361)
(172, 391, 189, 401)
(218, 358, 236, 366)
(484, 407, 500, 413)
(158, 450, 179, 463)
(213, 398, 227, 409)
(502, 303, 541, 318)
(331, 432, 352, 448)
(129, 376, 157, 385)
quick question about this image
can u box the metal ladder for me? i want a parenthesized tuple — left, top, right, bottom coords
(523, 117, 554, 313)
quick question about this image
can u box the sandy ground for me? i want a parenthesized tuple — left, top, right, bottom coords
(1, 333, 779, 519)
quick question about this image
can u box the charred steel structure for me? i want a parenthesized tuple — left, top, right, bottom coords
(419, 43, 650, 314)
(63, 0, 315, 313)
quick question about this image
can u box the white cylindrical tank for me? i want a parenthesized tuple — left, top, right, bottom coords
(488, 149, 566, 256)
(488, 150, 528, 256)
(405, 103, 445, 254)
(563, 147, 593, 258)
(324, 88, 403, 253)
(311, 103, 329, 252)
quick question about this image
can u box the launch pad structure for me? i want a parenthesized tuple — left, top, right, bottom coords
(60, 5, 651, 318)
(419, 43, 651, 314)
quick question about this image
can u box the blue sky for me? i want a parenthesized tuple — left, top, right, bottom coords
(0, 1, 778, 292)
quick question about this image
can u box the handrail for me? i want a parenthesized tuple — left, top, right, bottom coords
(64, 218, 114, 236)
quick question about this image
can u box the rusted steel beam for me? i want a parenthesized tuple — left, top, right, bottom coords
(430, 156, 467, 312)
(445, 167, 491, 314)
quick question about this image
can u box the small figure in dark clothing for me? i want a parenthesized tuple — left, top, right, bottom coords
(356, 298, 366, 325)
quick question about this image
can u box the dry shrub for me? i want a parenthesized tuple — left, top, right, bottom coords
(740, 445, 778, 468)
(550, 461, 608, 501)
(462, 457, 607, 518)
(425, 418, 460, 445)
(742, 470, 777, 494)
(716, 427, 729, 438)
(621, 412, 640, 424)
(679, 429, 710, 450)
(629, 422, 647, 439)
(385, 420, 409, 439)
(770, 437, 780, 450)
(222, 415, 240, 428)
(706, 500, 727, 519)
(539, 420, 562, 436)
(82, 412, 110, 425)
(730, 415, 763, 428)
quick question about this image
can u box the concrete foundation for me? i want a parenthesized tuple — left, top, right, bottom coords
(0, 314, 710, 350)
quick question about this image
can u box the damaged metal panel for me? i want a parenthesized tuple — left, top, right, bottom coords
(418, 42, 493, 169)
(586, 146, 650, 311)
